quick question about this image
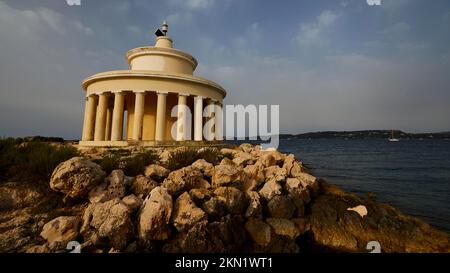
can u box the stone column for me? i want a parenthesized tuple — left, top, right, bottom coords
(215, 101, 223, 141)
(176, 93, 189, 141)
(132, 92, 145, 140)
(94, 93, 108, 141)
(155, 92, 168, 141)
(105, 106, 112, 141)
(111, 92, 125, 141)
(82, 95, 97, 141)
(194, 96, 203, 141)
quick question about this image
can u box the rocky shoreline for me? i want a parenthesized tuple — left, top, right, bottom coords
(0, 144, 449, 253)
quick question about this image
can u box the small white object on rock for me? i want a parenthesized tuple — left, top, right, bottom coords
(347, 205, 368, 218)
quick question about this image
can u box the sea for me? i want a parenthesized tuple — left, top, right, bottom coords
(233, 139, 450, 233)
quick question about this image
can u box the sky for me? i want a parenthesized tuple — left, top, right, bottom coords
(0, 0, 449, 139)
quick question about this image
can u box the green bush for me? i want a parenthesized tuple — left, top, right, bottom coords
(165, 148, 199, 171)
(122, 150, 159, 176)
(196, 148, 221, 165)
(0, 139, 79, 181)
(94, 154, 121, 176)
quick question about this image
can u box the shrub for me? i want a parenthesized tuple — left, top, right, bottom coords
(94, 154, 121, 176)
(165, 148, 199, 171)
(196, 148, 221, 165)
(122, 150, 158, 176)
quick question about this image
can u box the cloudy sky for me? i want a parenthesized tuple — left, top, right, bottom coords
(0, 0, 449, 139)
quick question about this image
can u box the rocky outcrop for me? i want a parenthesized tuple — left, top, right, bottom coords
(2, 144, 448, 253)
(50, 157, 105, 199)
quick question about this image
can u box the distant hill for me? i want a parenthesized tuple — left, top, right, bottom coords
(279, 130, 450, 140)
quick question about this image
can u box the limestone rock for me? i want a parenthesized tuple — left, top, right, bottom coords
(283, 154, 304, 177)
(202, 197, 227, 218)
(172, 192, 207, 232)
(233, 152, 255, 166)
(260, 151, 285, 167)
(259, 180, 282, 201)
(264, 166, 287, 183)
(245, 219, 272, 246)
(144, 164, 170, 180)
(162, 166, 205, 195)
(243, 162, 265, 192)
(189, 188, 212, 206)
(347, 205, 368, 218)
(296, 173, 319, 194)
(214, 187, 247, 215)
(245, 191, 263, 218)
(266, 218, 299, 239)
(220, 148, 239, 157)
(131, 175, 158, 197)
(138, 187, 173, 242)
(191, 159, 215, 177)
(212, 158, 246, 188)
(81, 198, 133, 250)
(267, 195, 296, 219)
(122, 194, 143, 212)
(40, 216, 80, 245)
(239, 143, 254, 153)
(88, 170, 128, 203)
(50, 157, 105, 199)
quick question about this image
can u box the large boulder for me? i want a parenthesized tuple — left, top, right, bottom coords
(233, 152, 255, 167)
(138, 187, 173, 243)
(81, 198, 133, 250)
(283, 154, 304, 177)
(172, 192, 207, 232)
(131, 175, 158, 197)
(259, 180, 282, 201)
(40, 216, 80, 246)
(88, 170, 129, 203)
(267, 195, 296, 219)
(202, 197, 228, 218)
(212, 158, 246, 188)
(266, 218, 300, 239)
(264, 166, 287, 183)
(122, 194, 143, 212)
(162, 166, 206, 195)
(144, 164, 170, 181)
(214, 187, 247, 215)
(245, 219, 272, 246)
(50, 157, 106, 199)
(243, 162, 265, 192)
(191, 159, 215, 177)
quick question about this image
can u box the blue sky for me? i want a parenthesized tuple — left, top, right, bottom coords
(0, 0, 449, 138)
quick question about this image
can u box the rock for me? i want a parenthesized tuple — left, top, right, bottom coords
(260, 151, 285, 167)
(347, 205, 368, 218)
(162, 166, 205, 195)
(202, 197, 227, 218)
(220, 148, 239, 157)
(283, 154, 304, 177)
(0, 182, 45, 210)
(88, 170, 128, 203)
(309, 182, 450, 253)
(291, 218, 310, 235)
(243, 162, 265, 192)
(233, 152, 255, 166)
(259, 180, 282, 201)
(189, 188, 212, 206)
(267, 195, 296, 219)
(131, 175, 158, 197)
(122, 194, 143, 212)
(245, 191, 263, 218)
(138, 187, 173, 242)
(266, 218, 299, 239)
(50, 157, 106, 199)
(285, 177, 311, 215)
(191, 159, 215, 177)
(245, 219, 272, 246)
(40, 216, 80, 245)
(214, 187, 247, 215)
(239, 143, 254, 153)
(264, 166, 287, 182)
(144, 164, 170, 180)
(81, 198, 133, 250)
(212, 158, 246, 188)
(163, 215, 247, 253)
(172, 192, 207, 232)
(296, 173, 319, 194)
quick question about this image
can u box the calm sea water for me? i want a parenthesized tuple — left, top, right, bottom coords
(276, 139, 450, 233)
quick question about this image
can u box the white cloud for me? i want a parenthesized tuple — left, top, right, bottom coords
(296, 10, 340, 48)
(168, 0, 216, 10)
(381, 22, 411, 35)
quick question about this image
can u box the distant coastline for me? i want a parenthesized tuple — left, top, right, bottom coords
(279, 130, 450, 140)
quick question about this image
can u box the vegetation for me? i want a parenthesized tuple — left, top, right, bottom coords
(0, 138, 79, 182)
(94, 149, 159, 177)
(165, 147, 222, 171)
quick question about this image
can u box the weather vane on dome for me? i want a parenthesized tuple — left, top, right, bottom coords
(155, 21, 168, 37)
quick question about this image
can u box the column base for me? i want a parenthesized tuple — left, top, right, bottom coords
(78, 140, 226, 148)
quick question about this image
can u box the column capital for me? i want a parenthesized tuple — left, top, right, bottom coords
(134, 90, 147, 93)
(178, 92, 190, 97)
(157, 91, 169, 96)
